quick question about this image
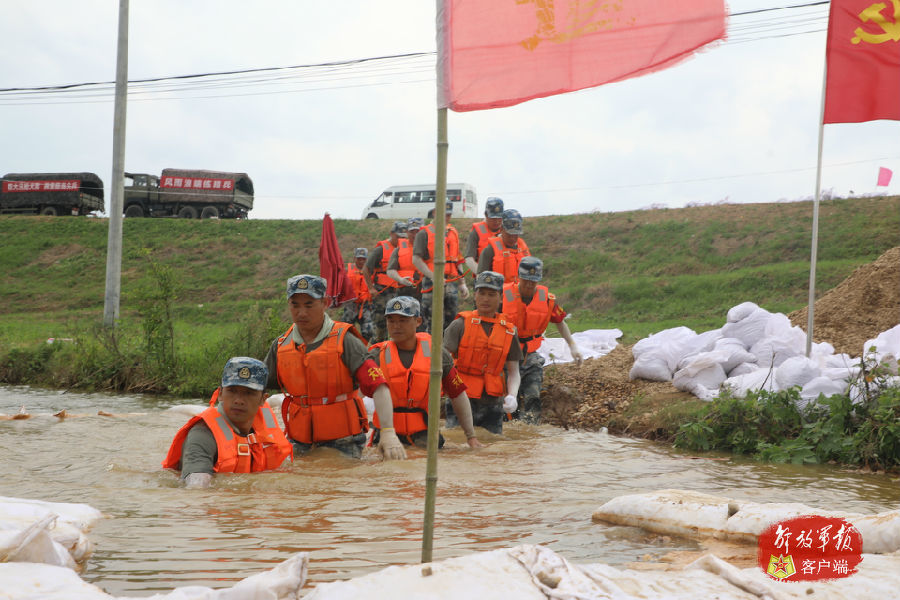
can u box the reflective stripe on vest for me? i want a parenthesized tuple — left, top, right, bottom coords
(454, 311, 515, 398)
(488, 237, 530, 282)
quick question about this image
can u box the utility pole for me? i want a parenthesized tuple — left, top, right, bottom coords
(103, 0, 129, 327)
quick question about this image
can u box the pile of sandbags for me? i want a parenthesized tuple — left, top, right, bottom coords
(537, 328, 622, 365)
(0, 496, 102, 570)
(629, 302, 900, 403)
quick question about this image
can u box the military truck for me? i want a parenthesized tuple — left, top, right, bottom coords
(0, 172, 104, 216)
(123, 169, 254, 219)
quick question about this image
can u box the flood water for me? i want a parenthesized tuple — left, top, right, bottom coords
(2, 385, 899, 596)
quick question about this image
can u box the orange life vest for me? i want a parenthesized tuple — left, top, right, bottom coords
(424, 223, 461, 279)
(374, 238, 406, 288)
(371, 333, 434, 437)
(488, 236, 530, 283)
(393, 240, 418, 283)
(162, 393, 292, 474)
(471, 221, 498, 256)
(453, 310, 516, 398)
(346, 262, 371, 302)
(276, 322, 369, 444)
(503, 283, 554, 353)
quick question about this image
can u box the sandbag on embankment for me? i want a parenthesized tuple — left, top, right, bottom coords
(0, 552, 308, 600)
(0, 496, 103, 569)
(592, 489, 900, 554)
(303, 543, 900, 599)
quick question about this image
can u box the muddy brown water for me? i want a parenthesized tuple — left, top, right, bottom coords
(1, 386, 898, 596)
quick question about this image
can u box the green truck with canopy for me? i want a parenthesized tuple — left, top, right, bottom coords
(0, 172, 104, 216)
(123, 168, 254, 219)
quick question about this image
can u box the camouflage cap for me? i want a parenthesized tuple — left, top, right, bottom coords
(354, 247, 368, 258)
(501, 209, 523, 235)
(518, 256, 543, 282)
(286, 274, 326, 299)
(485, 197, 504, 217)
(474, 270, 504, 291)
(407, 216, 424, 230)
(385, 295, 421, 317)
(391, 221, 407, 234)
(221, 356, 267, 391)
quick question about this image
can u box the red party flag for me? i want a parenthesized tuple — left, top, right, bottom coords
(437, 0, 727, 112)
(824, 0, 900, 124)
(877, 166, 893, 186)
(319, 213, 355, 307)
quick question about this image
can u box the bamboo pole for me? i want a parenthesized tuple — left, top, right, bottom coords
(806, 38, 829, 357)
(422, 107, 448, 563)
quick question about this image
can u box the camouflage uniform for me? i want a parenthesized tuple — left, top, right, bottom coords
(341, 300, 376, 343)
(419, 278, 460, 336)
(517, 351, 546, 423)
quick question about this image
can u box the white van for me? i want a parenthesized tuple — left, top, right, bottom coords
(361, 183, 478, 220)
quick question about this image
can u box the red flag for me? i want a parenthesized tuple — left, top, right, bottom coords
(437, 0, 727, 112)
(319, 213, 355, 308)
(878, 166, 893, 186)
(824, 0, 900, 124)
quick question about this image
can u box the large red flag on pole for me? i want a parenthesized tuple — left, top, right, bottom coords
(319, 213, 355, 308)
(824, 0, 900, 124)
(437, 0, 727, 112)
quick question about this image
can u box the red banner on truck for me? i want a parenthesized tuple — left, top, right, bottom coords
(160, 176, 234, 190)
(2, 180, 81, 193)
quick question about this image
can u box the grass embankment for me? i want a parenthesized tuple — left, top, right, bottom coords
(0, 196, 897, 397)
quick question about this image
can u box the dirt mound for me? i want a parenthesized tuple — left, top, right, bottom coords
(544, 247, 900, 432)
(789, 246, 900, 357)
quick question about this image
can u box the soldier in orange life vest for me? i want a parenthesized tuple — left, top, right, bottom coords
(162, 357, 293, 489)
(464, 197, 504, 276)
(386, 217, 424, 300)
(341, 247, 376, 342)
(477, 209, 531, 285)
(263, 274, 407, 461)
(369, 295, 483, 449)
(502, 257, 584, 423)
(412, 202, 470, 335)
(364, 221, 407, 343)
(443, 271, 523, 435)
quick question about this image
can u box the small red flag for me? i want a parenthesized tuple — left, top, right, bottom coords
(824, 0, 900, 124)
(437, 0, 727, 112)
(319, 213, 355, 308)
(878, 166, 893, 186)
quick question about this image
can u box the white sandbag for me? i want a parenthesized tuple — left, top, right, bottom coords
(800, 376, 849, 402)
(673, 355, 727, 397)
(774, 355, 821, 390)
(721, 368, 779, 398)
(864, 324, 900, 374)
(823, 352, 856, 369)
(593, 489, 900, 554)
(749, 314, 806, 368)
(0, 497, 102, 566)
(538, 328, 622, 365)
(720, 303, 773, 348)
(165, 405, 204, 417)
(0, 514, 73, 568)
(726, 362, 758, 378)
(0, 552, 308, 600)
(711, 337, 755, 374)
(265, 393, 284, 413)
(629, 354, 673, 382)
(630, 327, 699, 382)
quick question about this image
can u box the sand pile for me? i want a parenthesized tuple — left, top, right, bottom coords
(543, 247, 900, 432)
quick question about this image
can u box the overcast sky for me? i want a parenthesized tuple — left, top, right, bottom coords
(0, 1, 897, 221)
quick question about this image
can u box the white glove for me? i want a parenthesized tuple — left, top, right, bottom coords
(570, 345, 584, 367)
(502, 395, 517, 413)
(398, 277, 413, 287)
(378, 428, 408, 461)
(458, 281, 470, 299)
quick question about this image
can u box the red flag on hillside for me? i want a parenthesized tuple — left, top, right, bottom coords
(437, 0, 727, 112)
(878, 166, 893, 186)
(319, 213, 355, 308)
(824, 0, 900, 124)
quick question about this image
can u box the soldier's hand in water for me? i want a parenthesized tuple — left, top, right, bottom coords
(378, 428, 407, 461)
(466, 436, 484, 449)
(502, 394, 517, 413)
